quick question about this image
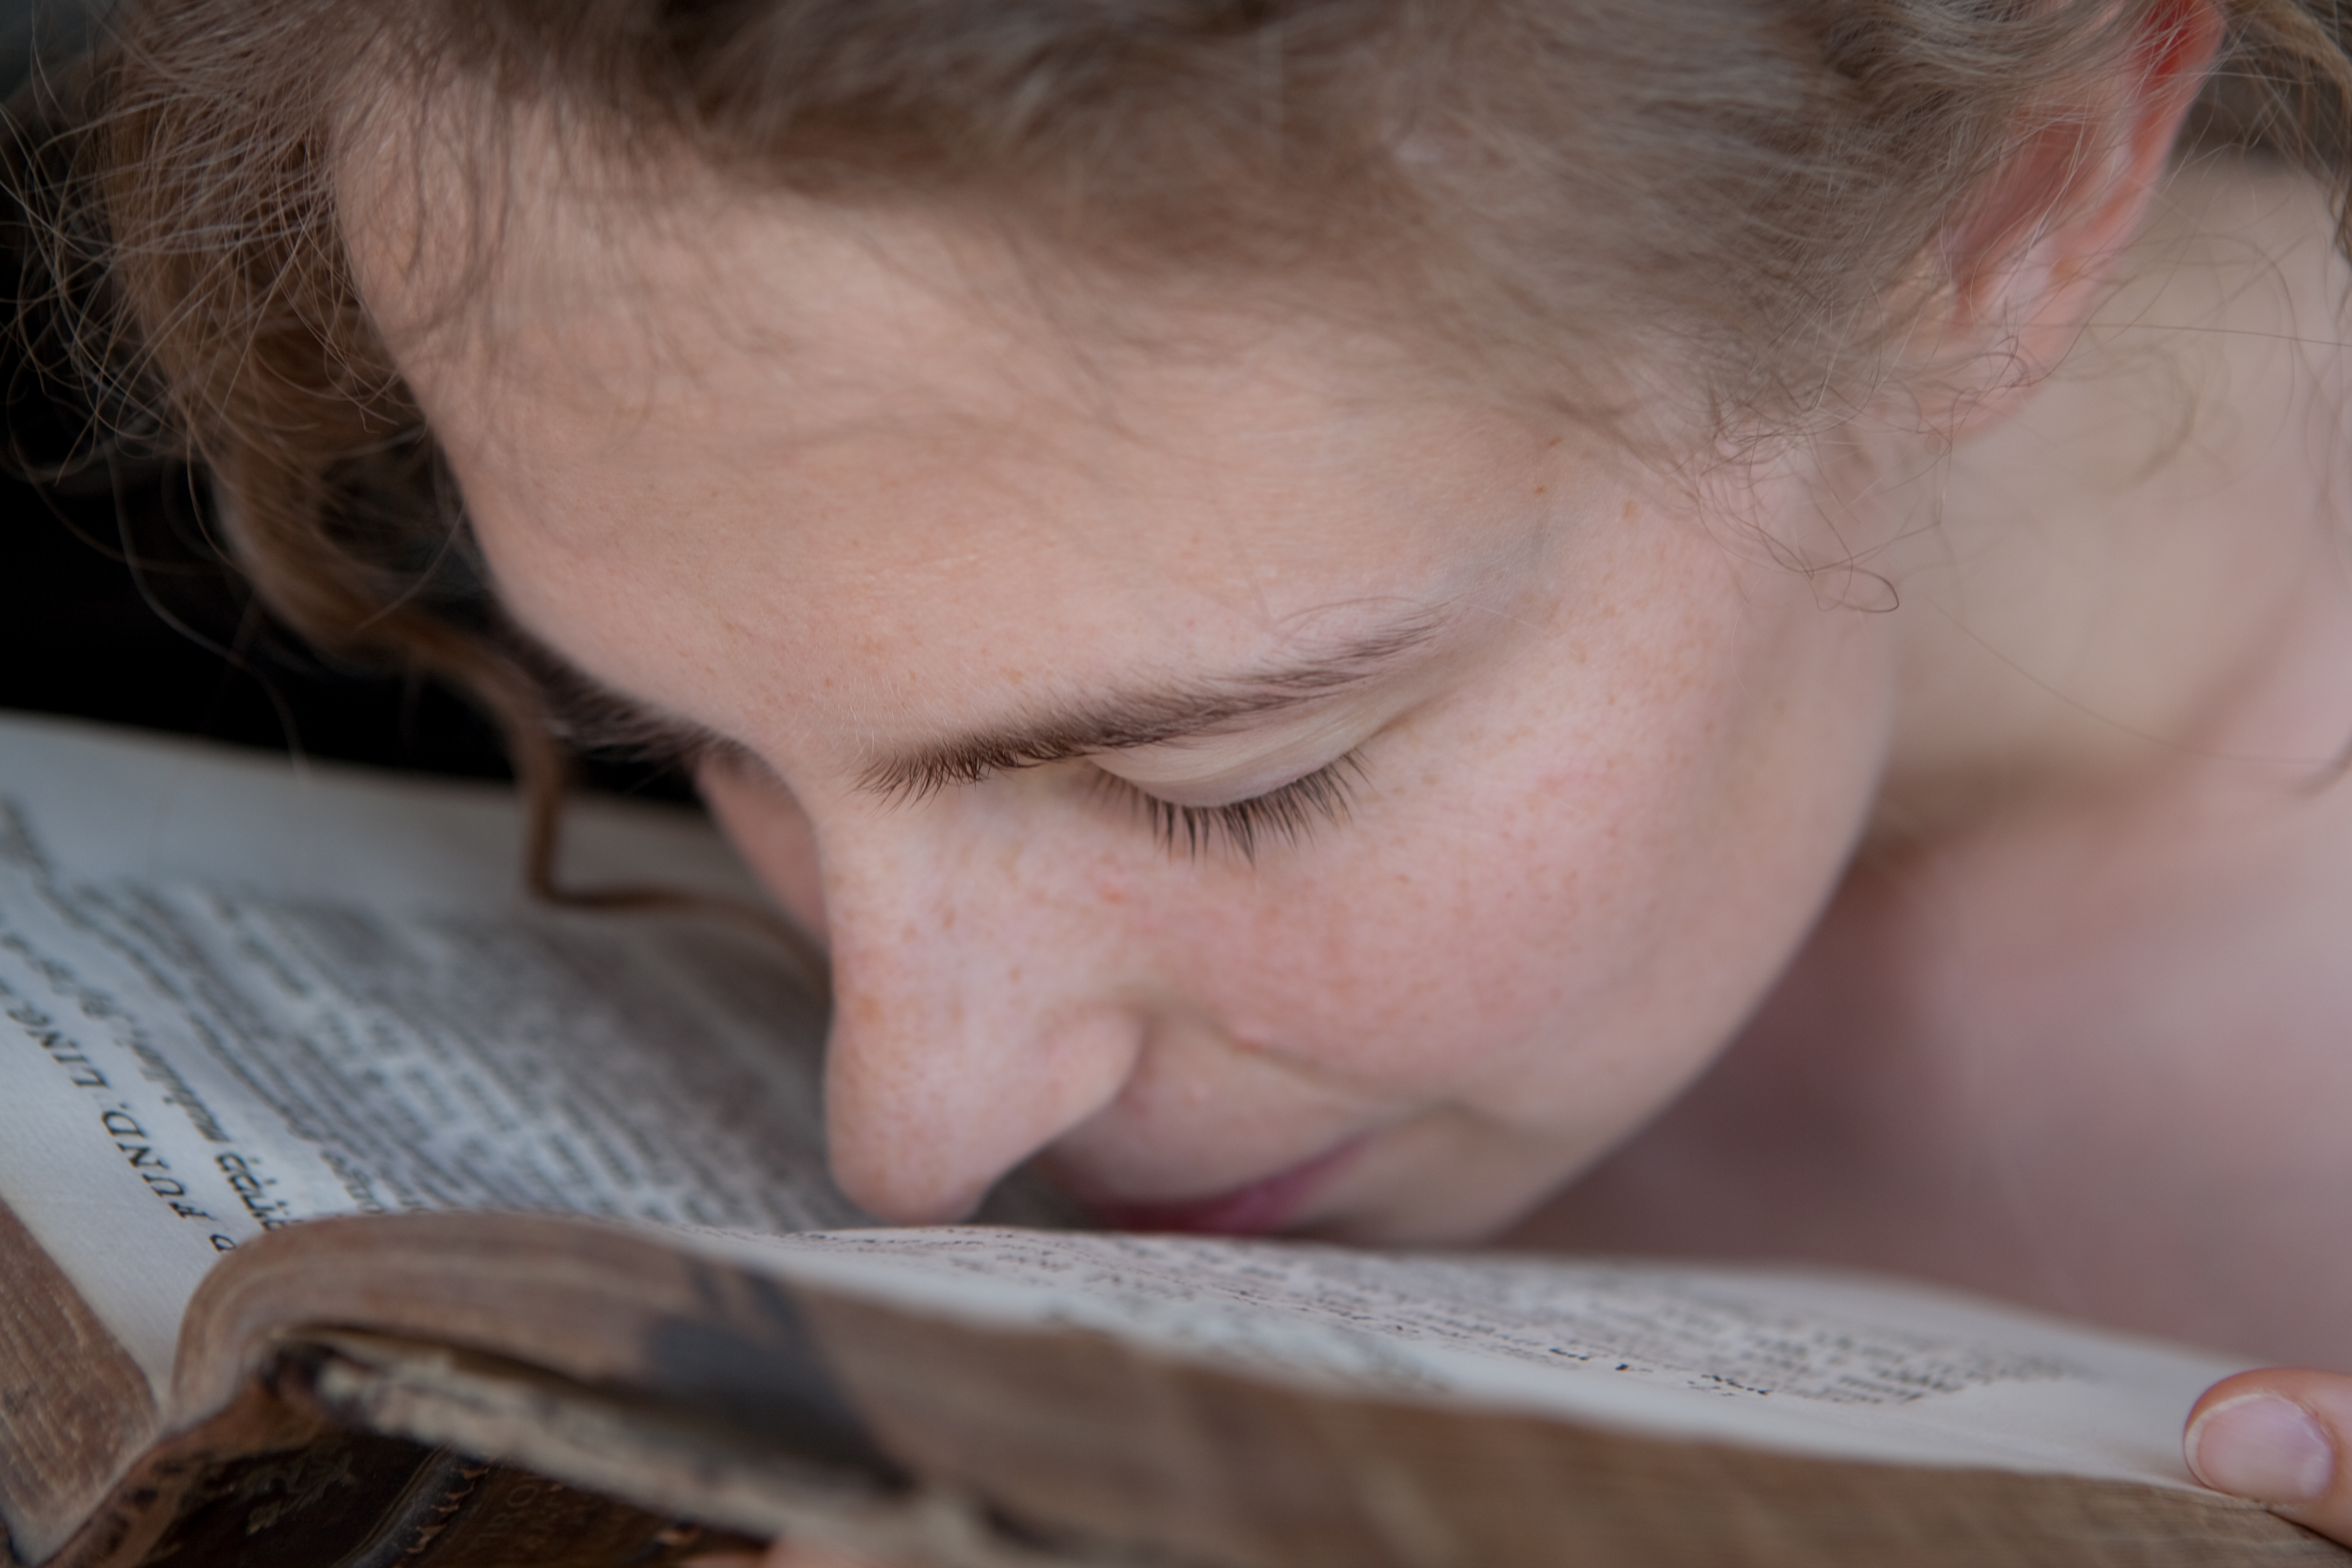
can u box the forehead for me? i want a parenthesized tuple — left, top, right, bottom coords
(348, 157, 1583, 743)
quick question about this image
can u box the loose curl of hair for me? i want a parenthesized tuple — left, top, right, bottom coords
(13, 0, 2352, 898)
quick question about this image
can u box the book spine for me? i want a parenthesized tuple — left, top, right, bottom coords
(0, 1199, 156, 1565)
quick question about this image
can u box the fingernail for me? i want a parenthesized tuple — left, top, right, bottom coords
(2188, 1394, 2335, 1503)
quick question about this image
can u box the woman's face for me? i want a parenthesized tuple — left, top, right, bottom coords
(369, 194, 1902, 1242)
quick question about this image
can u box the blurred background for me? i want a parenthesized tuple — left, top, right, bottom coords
(0, 0, 687, 797)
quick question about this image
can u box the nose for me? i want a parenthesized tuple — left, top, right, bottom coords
(814, 802, 1150, 1223)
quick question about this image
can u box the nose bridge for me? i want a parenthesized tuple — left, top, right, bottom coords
(814, 801, 1145, 1223)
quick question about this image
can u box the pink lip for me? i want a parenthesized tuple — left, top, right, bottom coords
(1087, 1138, 1366, 1236)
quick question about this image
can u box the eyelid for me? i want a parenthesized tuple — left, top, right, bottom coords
(1092, 752, 1366, 862)
(1091, 753, 1338, 810)
(1086, 708, 1381, 808)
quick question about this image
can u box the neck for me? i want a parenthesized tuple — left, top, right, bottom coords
(1872, 155, 2352, 840)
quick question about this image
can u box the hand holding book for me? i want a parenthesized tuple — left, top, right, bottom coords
(2189, 1374, 2352, 1548)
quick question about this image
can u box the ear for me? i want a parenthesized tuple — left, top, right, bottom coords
(1909, 0, 2224, 438)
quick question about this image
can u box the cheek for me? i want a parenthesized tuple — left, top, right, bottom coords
(1142, 593, 1889, 1128)
(697, 758, 830, 939)
(1151, 788, 1657, 1105)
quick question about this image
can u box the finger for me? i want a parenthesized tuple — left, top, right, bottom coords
(2186, 1369, 2352, 1545)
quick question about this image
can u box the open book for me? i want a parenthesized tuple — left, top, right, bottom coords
(1, 710, 2341, 1568)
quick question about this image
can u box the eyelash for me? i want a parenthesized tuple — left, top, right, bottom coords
(545, 681, 1368, 865)
(1091, 753, 1367, 862)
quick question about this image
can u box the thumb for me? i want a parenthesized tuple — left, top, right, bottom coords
(2187, 1369, 2352, 1545)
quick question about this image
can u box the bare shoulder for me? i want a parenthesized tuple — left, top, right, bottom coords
(1518, 767, 2352, 1368)
(1524, 152, 2352, 1367)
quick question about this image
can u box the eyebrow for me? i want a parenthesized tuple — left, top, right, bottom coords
(859, 614, 1443, 801)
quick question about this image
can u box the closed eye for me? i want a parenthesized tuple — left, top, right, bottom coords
(1091, 753, 1366, 863)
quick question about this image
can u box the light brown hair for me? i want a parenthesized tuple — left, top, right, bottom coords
(18, 0, 2352, 888)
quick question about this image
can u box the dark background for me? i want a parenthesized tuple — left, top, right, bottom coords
(0, 0, 687, 799)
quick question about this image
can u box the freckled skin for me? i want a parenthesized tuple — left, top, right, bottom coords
(355, 143, 2352, 1367)
(374, 187, 1894, 1237)
(342, 26, 2352, 1560)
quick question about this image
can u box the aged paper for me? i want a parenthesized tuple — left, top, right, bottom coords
(0, 714, 857, 1388)
(697, 1226, 2251, 1490)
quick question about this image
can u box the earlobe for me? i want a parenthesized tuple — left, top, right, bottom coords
(1909, 0, 2225, 438)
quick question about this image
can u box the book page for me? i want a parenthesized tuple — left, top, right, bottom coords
(0, 715, 2248, 1497)
(0, 713, 883, 1390)
(694, 1227, 2254, 1492)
